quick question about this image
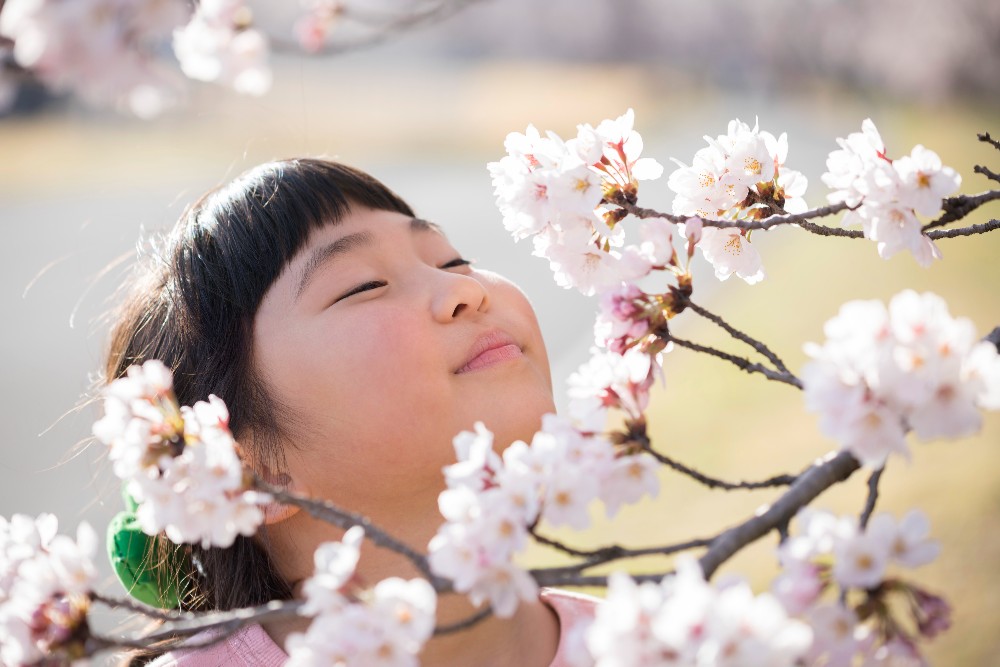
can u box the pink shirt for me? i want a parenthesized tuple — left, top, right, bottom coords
(149, 588, 598, 666)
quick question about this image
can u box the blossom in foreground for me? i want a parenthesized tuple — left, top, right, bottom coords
(0, 514, 98, 666)
(667, 118, 807, 284)
(287, 527, 437, 667)
(487, 109, 663, 295)
(801, 290, 1000, 467)
(586, 557, 812, 666)
(822, 119, 961, 266)
(92, 360, 265, 548)
(776, 508, 947, 665)
(428, 417, 659, 617)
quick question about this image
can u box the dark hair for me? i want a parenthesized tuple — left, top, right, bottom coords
(103, 159, 414, 661)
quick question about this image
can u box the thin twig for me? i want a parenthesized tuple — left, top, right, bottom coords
(922, 190, 1000, 231)
(859, 467, 884, 529)
(88, 600, 304, 653)
(256, 480, 449, 592)
(91, 592, 187, 622)
(793, 220, 864, 238)
(529, 527, 711, 563)
(683, 299, 792, 374)
(532, 571, 670, 587)
(434, 607, 494, 635)
(973, 165, 1000, 184)
(666, 335, 803, 388)
(642, 446, 798, 490)
(925, 219, 1000, 239)
(979, 132, 1000, 152)
(699, 450, 861, 579)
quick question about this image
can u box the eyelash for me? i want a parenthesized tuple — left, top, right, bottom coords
(333, 257, 474, 303)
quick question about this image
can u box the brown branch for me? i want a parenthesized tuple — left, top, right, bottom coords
(642, 445, 798, 490)
(922, 190, 1000, 231)
(698, 450, 861, 579)
(925, 218, 1000, 239)
(859, 467, 884, 529)
(683, 299, 792, 374)
(434, 607, 494, 635)
(979, 132, 1000, 152)
(532, 571, 669, 587)
(622, 201, 850, 232)
(256, 480, 449, 592)
(529, 526, 711, 564)
(973, 165, 1000, 184)
(666, 335, 803, 388)
(87, 600, 303, 653)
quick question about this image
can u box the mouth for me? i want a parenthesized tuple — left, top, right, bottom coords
(455, 329, 524, 374)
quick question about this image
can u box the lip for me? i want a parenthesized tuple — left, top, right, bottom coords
(455, 329, 524, 374)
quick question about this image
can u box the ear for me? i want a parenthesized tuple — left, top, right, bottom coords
(238, 438, 302, 525)
(257, 464, 302, 525)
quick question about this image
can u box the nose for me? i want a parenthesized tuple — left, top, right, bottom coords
(431, 271, 490, 322)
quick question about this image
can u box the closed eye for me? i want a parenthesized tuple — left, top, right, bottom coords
(334, 280, 387, 303)
(440, 257, 474, 269)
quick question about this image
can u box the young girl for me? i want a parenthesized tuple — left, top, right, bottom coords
(104, 159, 597, 666)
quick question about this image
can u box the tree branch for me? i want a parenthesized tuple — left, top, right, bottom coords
(641, 445, 798, 490)
(979, 132, 1000, 152)
(683, 299, 792, 374)
(922, 190, 1000, 231)
(859, 467, 884, 529)
(529, 526, 711, 565)
(622, 201, 851, 231)
(698, 450, 861, 579)
(665, 334, 803, 388)
(256, 480, 449, 592)
(973, 165, 1000, 185)
(87, 600, 303, 653)
(434, 607, 494, 635)
(925, 218, 1000, 239)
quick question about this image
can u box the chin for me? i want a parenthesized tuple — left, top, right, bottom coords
(468, 388, 556, 450)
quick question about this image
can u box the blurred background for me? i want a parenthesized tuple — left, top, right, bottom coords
(1, 0, 998, 663)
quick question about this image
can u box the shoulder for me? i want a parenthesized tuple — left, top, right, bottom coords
(147, 624, 288, 667)
(540, 588, 601, 667)
(540, 587, 601, 622)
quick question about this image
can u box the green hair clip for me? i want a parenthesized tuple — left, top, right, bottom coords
(106, 488, 187, 609)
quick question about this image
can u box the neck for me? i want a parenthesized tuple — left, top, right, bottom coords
(261, 493, 560, 666)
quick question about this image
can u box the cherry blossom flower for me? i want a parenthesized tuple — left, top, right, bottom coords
(0, 515, 97, 666)
(0, 0, 189, 116)
(668, 118, 806, 284)
(488, 110, 663, 295)
(586, 558, 812, 667)
(93, 360, 266, 548)
(802, 291, 1000, 466)
(173, 0, 272, 96)
(822, 119, 960, 267)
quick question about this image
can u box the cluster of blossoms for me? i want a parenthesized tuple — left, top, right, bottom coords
(92, 360, 265, 548)
(172, 0, 271, 97)
(488, 109, 666, 295)
(801, 290, 1000, 467)
(0, 514, 97, 666)
(667, 119, 808, 285)
(294, 0, 343, 53)
(428, 417, 660, 617)
(0, 0, 273, 116)
(286, 527, 437, 667)
(584, 556, 812, 667)
(0, 0, 191, 117)
(823, 119, 962, 266)
(774, 508, 949, 666)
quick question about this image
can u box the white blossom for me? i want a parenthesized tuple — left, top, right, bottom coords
(93, 361, 266, 549)
(587, 558, 812, 667)
(802, 291, 1000, 466)
(822, 119, 960, 266)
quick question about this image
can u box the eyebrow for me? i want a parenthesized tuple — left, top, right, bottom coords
(294, 217, 444, 300)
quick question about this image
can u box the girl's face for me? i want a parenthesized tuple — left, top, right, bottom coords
(253, 206, 555, 511)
